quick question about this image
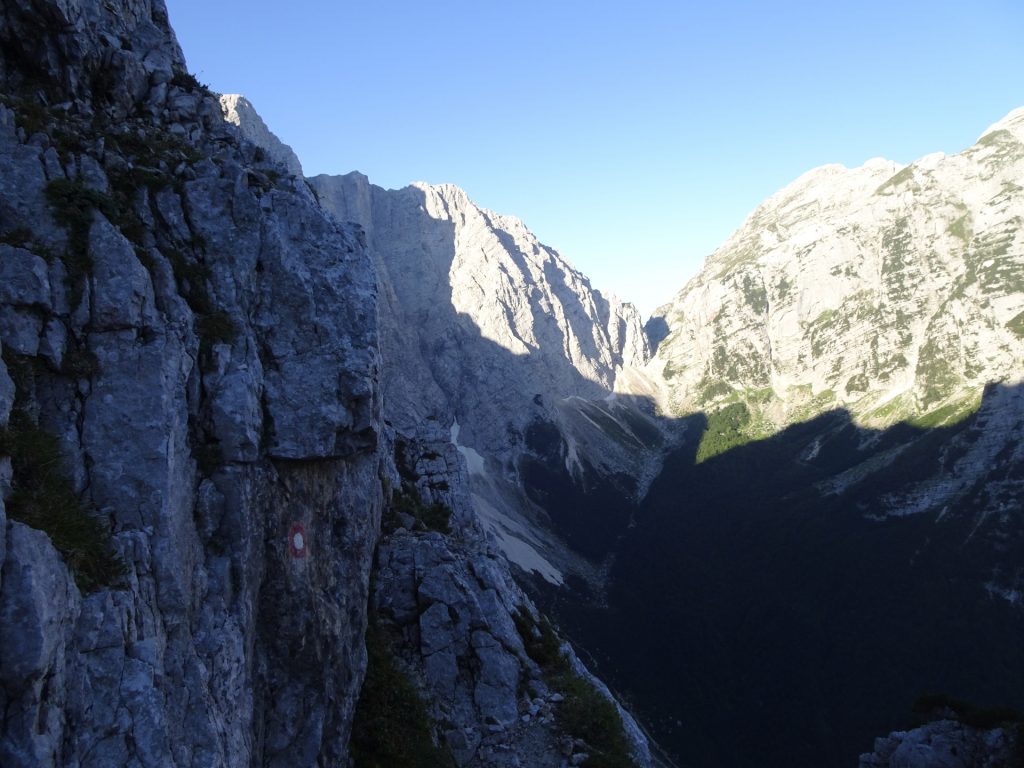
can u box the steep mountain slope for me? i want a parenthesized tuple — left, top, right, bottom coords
(0, 3, 656, 767)
(587, 385, 1024, 767)
(0, 2, 382, 762)
(559, 111, 1024, 768)
(4, 3, 1017, 766)
(310, 171, 666, 582)
(219, 93, 303, 177)
(649, 109, 1024, 432)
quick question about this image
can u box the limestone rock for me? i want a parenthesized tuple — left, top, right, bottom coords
(309, 170, 665, 584)
(219, 94, 303, 178)
(0, 246, 51, 355)
(649, 108, 1024, 429)
(0, 524, 81, 767)
(87, 216, 159, 331)
(373, 430, 655, 768)
(0, 1, 382, 764)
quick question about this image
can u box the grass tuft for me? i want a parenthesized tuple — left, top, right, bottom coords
(513, 607, 637, 767)
(350, 616, 455, 768)
(1, 410, 124, 591)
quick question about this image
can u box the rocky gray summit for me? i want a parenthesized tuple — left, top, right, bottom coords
(309, 170, 666, 584)
(219, 94, 303, 179)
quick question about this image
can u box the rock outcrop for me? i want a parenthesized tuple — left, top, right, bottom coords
(219, 94, 303, 178)
(371, 427, 654, 768)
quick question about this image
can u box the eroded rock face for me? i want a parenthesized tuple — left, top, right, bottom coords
(312, 173, 650, 434)
(649, 109, 1024, 427)
(310, 170, 665, 584)
(373, 429, 654, 768)
(0, 1, 382, 764)
(219, 94, 303, 178)
(0, 4, 662, 766)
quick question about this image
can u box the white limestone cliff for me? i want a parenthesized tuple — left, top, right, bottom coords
(311, 170, 663, 584)
(649, 109, 1024, 429)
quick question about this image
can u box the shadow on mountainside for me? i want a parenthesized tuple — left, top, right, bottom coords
(532, 382, 1024, 768)
(328, 183, 1024, 768)
(323, 181, 666, 565)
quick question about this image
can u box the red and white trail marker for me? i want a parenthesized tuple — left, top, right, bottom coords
(289, 522, 308, 559)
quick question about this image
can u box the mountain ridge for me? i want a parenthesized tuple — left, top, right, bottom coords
(307, 166, 665, 585)
(646, 105, 1024, 440)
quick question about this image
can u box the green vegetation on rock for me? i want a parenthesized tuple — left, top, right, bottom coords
(169, 68, 212, 95)
(946, 215, 971, 243)
(809, 308, 847, 358)
(786, 387, 837, 425)
(1, 351, 123, 591)
(776, 276, 792, 301)
(915, 336, 961, 409)
(513, 608, 637, 768)
(45, 177, 117, 292)
(862, 392, 914, 425)
(845, 372, 869, 394)
(698, 378, 733, 404)
(0, 413, 124, 591)
(741, 273, 768, 313)
(350, 616, 455, 768)
(976, 129, 1014, 148)
(908, 391, 982, 429)
(387, 441, 454, 534)
(389, 490, 452, 534)
(880, 217, 913, 277)
(875, 165, 917, 195)
(696, 402, 754, 463)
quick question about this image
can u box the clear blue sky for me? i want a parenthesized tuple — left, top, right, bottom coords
(167, 0, 1023, 317)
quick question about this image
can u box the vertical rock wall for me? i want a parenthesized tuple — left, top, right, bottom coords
(0, 1, 383, 764)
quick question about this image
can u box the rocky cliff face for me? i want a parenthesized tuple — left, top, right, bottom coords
(310, 171, 664, 583)
(370, 427, 654, 768)
(649, 109, 1024, 430)
(581, 110, 1024, 768)
(0, 3, 658, 766)
(219, 94, 303, 178)
(0, 1, 383, 764)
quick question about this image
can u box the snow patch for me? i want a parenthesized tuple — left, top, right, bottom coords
(562, 430, 583, 479)
(450, 420, 486, 476)
(472, 493, 564, 585)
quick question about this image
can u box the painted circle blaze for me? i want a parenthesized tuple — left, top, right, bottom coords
(289, 522, 307, 559)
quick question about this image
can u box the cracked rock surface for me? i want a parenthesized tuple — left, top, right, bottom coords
(0, 1, 381, 764)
